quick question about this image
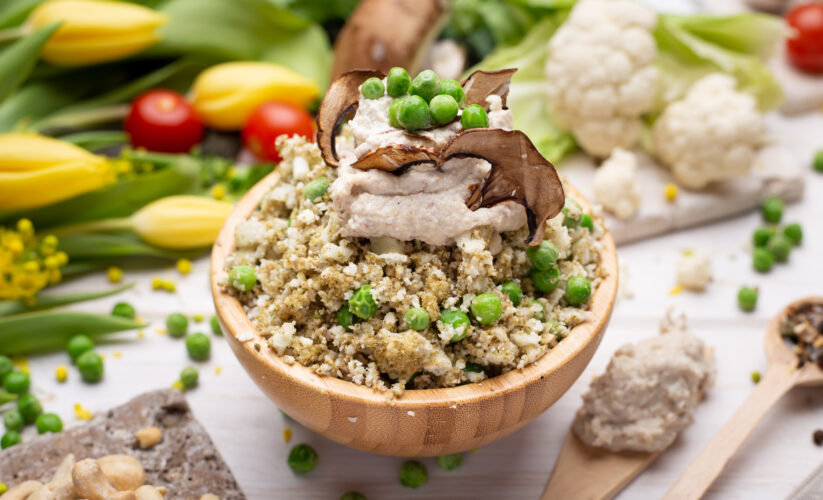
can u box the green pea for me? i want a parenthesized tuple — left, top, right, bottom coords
(166, 313, 189, 338)
(813, 150, 823, 173)
(409, 69, 440, 102)
(399, 460, 428, 488)
(337, 307, 358, 331)
(529, 299, 546, 321)
(229, 265, 257, 292)
(752, 226, 775, 247)
(67, 334, 94, 362)
(470, 293, 503, 325)
(360, 77, 384, 99)
(500, 281, 522, 306)
(388, 98, 403, 128)
(737, 286, 758, 312)
(460, 104, 489, 130)
(581, 214, 594, 231)
(3, 409, 24, 432)
(439, 78, 465, 106)
(304, 177, 330, 202)
(210, 315, 222, 336)
(752, 247, 774, 273)
(3, 371, 28, 395)
(783, 223, 802, 246)
(17, 393, 42, 424)
(186, 333, 211, 361)
(463, 362, 484, 373)
(439, 309, 471, 342)
(437, 453, 464, 471)
(397, 95, 431, 130)
(429, 94, 459, 125)
(77, 351, 104, 383)
(562, 198, 583, 228)
(287, 443, 318, 474)
(530, 266, 560, 292)
(348, 285, 377, 319)
(35, 413, 62, 434)
(766, 234, 791, 262)
(526, 240, 560, 271)
(111, 302, 136, 319)
(565, 276, 592, 306)
(761, 196, 783, 223)
(386, 67, 411, 97)
(0, 355, 12, 384)
(180, 366, 199, 389)
(1, 430, 20, 449)
(340, 492, 366, 500)
(404, 307, 430, 331)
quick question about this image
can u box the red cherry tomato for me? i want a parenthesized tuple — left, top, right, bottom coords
(786, 3, 823, 73)
(125, 89, 204, 153)
(242, 102, 315, 162)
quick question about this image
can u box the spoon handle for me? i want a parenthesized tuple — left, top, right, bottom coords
(663, 364, 799, 500)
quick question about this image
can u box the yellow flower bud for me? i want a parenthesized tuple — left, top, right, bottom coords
(28, 0, 167, 66)
(191, 62, 320, 130)
(133, 196, 232, 249)
(0, 134, 113, 210)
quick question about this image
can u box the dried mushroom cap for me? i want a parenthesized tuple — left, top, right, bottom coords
(461, 68, 517, 107)
(316, 69, 384, 167)
(352, 129, 565, 245)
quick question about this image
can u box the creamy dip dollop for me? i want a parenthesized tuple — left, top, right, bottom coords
(573, 313, 715, 453)
(329, 87, 524, 246)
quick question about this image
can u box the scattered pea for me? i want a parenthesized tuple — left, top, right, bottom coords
(410, 69, 440, 102)
(386, 67, 411, 97)
(3, 409, 24, 432)
(440, 309, 471, 342)
(761, 196, 783, 223)
(783, 223, 802, 246)
(3, 371, 29, 395)
(180, 366, 199, 389)
(1, 430, 20, 449)
(111, 302, 136, 319)
(186, 333, 211, 361)
(501, 281, 522, 306)
(337, 307, 357, 331)
(77, 351, 104, 383)
(751, 371, 761, 384)
(470, 293, 503, 325)
(397, 95, 431, 130)
(530, 266, 560, 292)
(340, 492, 366, 500)
(399, 460, 428, 488)
(813, 150, 823, 173)
(67, 334, 94, 362)
(526, 240, 560, 271)
(460, 104, 489, 130)
(229, 265, 257, 292)
(562, 198, 583, 228)
(565, 276, 592, 306)
(348, 285, 377, 319)
(166, 313, 189, 338)
(437, 453, 464, 471)
(581, 213, 594, 231)
(529, 299, 545, 321)
(35, 413, 62, 434)
(388, 98, 403, 128)
(464, 362, 484, 373)
(210, 315, 222, 335)
(429, 94, 459, 125)
(304, 177, 330, 202)
(288, 443, 318, 474)
(766, 234, 791, 262)
(404, 307, 430, 331)
(737, 286, 758, 312)
(752, 226, 775, 247)
(752, 247, 774, 273)
(360, 77, 385, 99)
(17, 393, 42, 424)
(439, 78, 465, 106)
(0, 355, 11, 383)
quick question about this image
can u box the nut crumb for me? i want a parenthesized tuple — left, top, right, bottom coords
(135, 426, 163, 449)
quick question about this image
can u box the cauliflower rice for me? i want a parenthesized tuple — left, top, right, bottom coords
(225, 136, 606, 396)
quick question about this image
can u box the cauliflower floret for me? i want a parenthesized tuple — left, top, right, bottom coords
(593, 148, 641, 220)
(676, 249, 712, 292)
(653, 73, 765, 189)
(545, 0, 659, 157)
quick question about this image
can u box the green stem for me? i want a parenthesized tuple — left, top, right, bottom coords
(32, 104, 130, 132)
(0, 390, 18, 405)
(49, 217, 135, 237)
(0, 26, 26, 44)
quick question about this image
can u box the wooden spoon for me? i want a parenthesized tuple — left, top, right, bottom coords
(664, 297, 823, 500)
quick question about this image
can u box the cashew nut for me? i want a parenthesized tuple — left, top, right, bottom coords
(200, 495, 220, 500)
(29, 454, 76, 500)
(134, 427, 163, 449)
(2, 481, 44, 500)
(71, 458, 136, 500)
(97, 455, 146, 492)
(134, 485, 165, 500)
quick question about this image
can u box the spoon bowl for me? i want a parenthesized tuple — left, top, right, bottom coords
(764, 296, 823, 386)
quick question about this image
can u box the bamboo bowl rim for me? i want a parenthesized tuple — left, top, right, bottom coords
(210, 171, 619, 408)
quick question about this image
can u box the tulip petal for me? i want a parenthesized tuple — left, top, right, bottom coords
(0, 133, 103, 172)
(0, 159, 112, 211)
(133, 196, 233, 250)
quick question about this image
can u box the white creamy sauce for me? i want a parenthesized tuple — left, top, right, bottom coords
(329, 88, 522, 246)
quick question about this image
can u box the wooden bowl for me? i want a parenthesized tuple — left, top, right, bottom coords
(210, 172, 618, 457)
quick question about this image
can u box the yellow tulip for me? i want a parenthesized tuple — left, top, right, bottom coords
(191, 61, 320, 130)
(133, 196, 233, 249)
(0, 134, 112, 211)
(28, 0, 167, 66)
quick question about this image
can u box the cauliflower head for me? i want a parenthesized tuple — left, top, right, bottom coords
(593, 148, 641, 220)
(676, 249, 712, 292)
(545, 0, 659, 158)
(653, 73, 765, 189)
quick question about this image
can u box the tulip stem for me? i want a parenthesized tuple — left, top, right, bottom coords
(0, 26, 27, 44)
(33, 104, 130, 133)
(49, 217, 135, 238)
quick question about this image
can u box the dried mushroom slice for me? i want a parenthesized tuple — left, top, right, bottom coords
(352, 144, 440, 172)
(454, 129, 565, 245)
(316, 69, 384, 167)
(461, 68, 517, 108)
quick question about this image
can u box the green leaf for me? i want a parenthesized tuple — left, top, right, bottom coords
(58, 232, 203, 261)
(0, 0, 42, 29)
(57, 130, 128, 151)
(0, 282, 134, 317)
(0, 22, 59, 106)
(0, 310, 144, 356)
(260, 23, 332, 90)
(0, 157, 201, 228)
(0, 390, 17, 405)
